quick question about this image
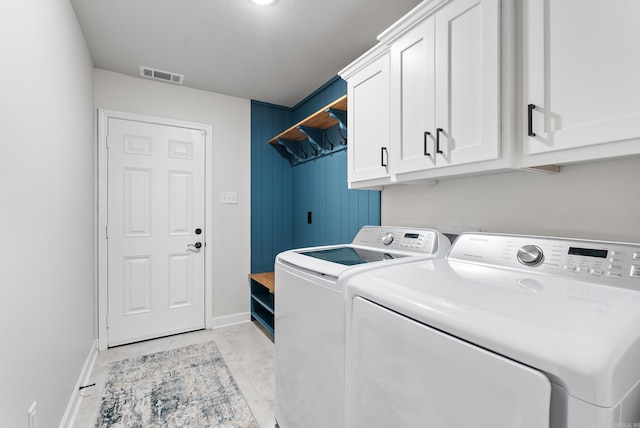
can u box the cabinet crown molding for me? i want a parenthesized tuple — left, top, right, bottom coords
(378, 0, 449, 45)
(338, 43, 389, 80)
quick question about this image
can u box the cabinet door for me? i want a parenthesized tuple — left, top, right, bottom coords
(391, 18, 437, 175)
(435, 0, 500, 167)
(523, 0, 640, 158)
(347, 52, 391, 183)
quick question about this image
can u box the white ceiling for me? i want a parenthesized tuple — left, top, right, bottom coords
(71, 0, 422, 107)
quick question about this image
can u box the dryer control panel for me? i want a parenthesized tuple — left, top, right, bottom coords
(449, 233, 640, 290)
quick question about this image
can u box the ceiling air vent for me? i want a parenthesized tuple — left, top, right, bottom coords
(139, 66, 184, 85)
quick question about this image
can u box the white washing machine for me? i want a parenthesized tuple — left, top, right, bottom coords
(274, 226, 451, 428)
(345, 232, 640, 428)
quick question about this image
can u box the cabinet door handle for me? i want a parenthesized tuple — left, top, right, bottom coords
(381, 147, 388, 167)
(436, 128, 444, 154)
(423, 131, 431, 156)
(528, 104, 536, 137)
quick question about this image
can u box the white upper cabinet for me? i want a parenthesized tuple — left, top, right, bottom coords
(434, 0, 500, 168)
(521, 0, 640, 166)
(342, 0, 640, 188)
(391, 0, 500, 177)
(341, 0, 506, 188)
(389, 17, 437, 175)
(341, 47, 392, 188)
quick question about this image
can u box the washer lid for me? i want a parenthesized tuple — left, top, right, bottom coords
(346, 234, 640, 408)
(278, 245, 417, 279)
(301, 247, 409, 265)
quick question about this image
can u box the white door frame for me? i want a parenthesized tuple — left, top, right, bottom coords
(97, 109, 214, 351)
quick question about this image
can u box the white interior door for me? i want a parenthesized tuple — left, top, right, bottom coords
(106, 118, 206, 347)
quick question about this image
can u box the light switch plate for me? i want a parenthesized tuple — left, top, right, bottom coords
(221, 192, 238, 204)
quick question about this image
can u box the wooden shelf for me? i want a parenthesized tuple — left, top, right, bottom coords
(249, 272, 275, 293)
(268, 94, 347, 165)
(268, 95, 347, 145)
(249, 272, 275, 336)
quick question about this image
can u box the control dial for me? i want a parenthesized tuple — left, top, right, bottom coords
(517, 245, 544, 266)
(382, 233, 395, 246)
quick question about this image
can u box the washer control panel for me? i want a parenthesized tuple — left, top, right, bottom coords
(449, 233, 640, 290)
(351, 226, 449, 256)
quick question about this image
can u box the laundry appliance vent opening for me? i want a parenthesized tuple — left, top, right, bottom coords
(139, 66, 184, 84)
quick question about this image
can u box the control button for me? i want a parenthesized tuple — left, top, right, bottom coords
(517, 245, 544, 266)
(611, 251, 625, 256)
(609, 264, 622, 271)
(607, 272, 622, 278)
(564, 265, 578, 272)
(631, 265, 640, 279)
(634, 252, 640, 260)
(382, 233, 395, 246)
(589, 269, 604, 277)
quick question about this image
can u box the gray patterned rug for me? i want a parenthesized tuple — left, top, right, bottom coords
(95, 341, 260, 427)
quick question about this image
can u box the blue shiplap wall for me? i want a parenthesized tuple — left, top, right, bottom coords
(251, 102, 293, 273)
(251, 76, 381, 274)
(291, 78, 348, 123)
(291, 150, 380, 248)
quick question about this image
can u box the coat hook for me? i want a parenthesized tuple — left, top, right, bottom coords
(300, 148, 308, 160)
(325, 135, 334, 150)
(338, 127, 348, 146)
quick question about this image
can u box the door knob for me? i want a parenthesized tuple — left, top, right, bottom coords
(188, 242, 202, 249)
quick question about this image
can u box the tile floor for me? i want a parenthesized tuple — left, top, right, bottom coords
(72, 322, 276, 428)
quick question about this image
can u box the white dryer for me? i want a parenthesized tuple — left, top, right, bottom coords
(345, 232, 640, 428)
(274, 226, 451, 428)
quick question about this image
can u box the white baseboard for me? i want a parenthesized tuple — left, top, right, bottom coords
(59, 339, 98, 428)
(211, 312, 251, 329)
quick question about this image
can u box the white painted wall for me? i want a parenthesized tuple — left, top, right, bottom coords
(0, 0, 95, 426)
(382, 156, 640, 243)
(94, 69, 252, 326)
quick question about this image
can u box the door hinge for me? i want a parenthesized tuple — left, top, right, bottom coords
(106, 315, 109, 329)
(200, 129, 207, 136)
(106, 225, 109, 239)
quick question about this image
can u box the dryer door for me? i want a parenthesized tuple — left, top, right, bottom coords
(348, 297, 551, 428)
